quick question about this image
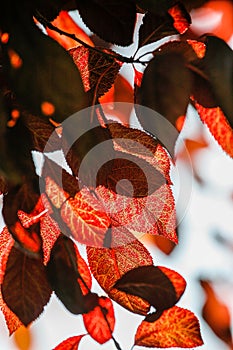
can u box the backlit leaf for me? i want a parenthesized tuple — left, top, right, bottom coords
(96, 184, 177, 243)
(76, 0, 137, 46)
(46, 235, 91, 314)
(2, 246, 52, 326)
(69, 46, 121, 97)
(61, 188, 111, 246)
(0, 291, 22, 335)
(83, 296, 115, 344)
(168, 2, 191, 34)
(46, 11, 93, 50)
(53, 335, 86, 350)
(195, 102, 233, 158)
(99, 74, 134, 124)
(200, 279, 232, 346)
(0, 227, 14, 284)
(10, 221, 41, 254)
(135, 306, 203, 348)
(158, 266, 186, 300)
(87, 227, 153, 315)
(108, 122, 171, 182)
(40, 214, 61, 265)
(114, 265, 185, 311)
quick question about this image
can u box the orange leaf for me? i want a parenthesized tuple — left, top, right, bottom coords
(99, 74, 134, 124)
(135, 306, 203, 348)
(61, 188, 111, 247)
(10, 221, 41, 253)
(195, 102, 233, 157)
(200, 280, 232, 346)
(46, 11, 93, 50)
(168, 3, 191, 34)
(53, 335, 86, 350)
(13, 325, 31, 350)
(83, 296, 115, 344)
(187, 40, 206, 58)
(158, 266, 186, 300)
(87, 226, 153, 315)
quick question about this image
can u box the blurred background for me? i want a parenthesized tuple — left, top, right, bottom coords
(0, 1, 232, 349)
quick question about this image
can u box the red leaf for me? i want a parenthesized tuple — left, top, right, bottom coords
(200, 280, 232, 346)
(45, 176, 68, 209)
(61, 188, 110, 247)
(0, 228, 21, 335)
(168, 3, 191, 35)
(96, 184, 177, 243)
(0, 227, 14, 284)
(46, 11, 93, 50)
(135, 306, 203, 348)
(69, 46, 121, 97)
(83, 296, 115, 344)
(87, 227, 153, 315)
(108, 123, 171, 183)
(2, 246, 52, 326)
(0, 291, 22, 335)
(195, 102, 233, 158)
(40, 214, 61, 265)
(53, 335, 86, 350)
(10, 221, 41, 253)
(187, 39, 206, 59)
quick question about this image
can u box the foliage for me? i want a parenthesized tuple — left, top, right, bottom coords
(0, 0, 232, 349)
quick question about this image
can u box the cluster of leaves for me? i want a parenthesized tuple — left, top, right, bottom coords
(0, 0, 232, 349)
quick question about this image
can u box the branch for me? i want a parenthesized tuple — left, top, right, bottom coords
(35, 11, 147, 65)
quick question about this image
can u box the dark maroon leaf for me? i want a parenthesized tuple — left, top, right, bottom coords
(136, 52, 192, 156)
(75, 0, 137, 46)
(114, 265, 177, 311)
(46, 235, 89, 314)
(23, 114, 61, 153)
(199, 36, 233, 127)
(3, 180, 39, 227)
(0, 174, 7, 194)
(153, 40, 218, 108)
(1, 6, 87, 123)
(136, 0, 174, 15)
(2, 246, 52, 326)
(64, 118, 115, 188)
(96, 152, 166, 198)
(138, 12, 178, 49)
